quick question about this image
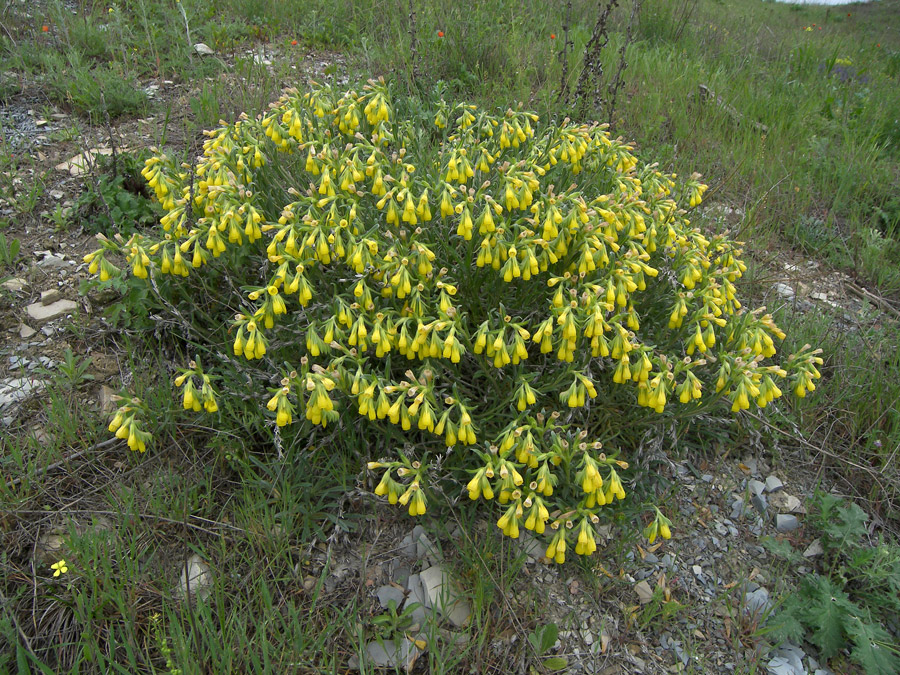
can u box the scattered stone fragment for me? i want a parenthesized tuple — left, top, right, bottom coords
(767, 642, 807, 675)
(403, 573, 429, 625)
(40, 288, 61, 305)
(37, 254, 67, 269)
(26, 298, 77, 323)
(360, 638, 422, 671)
(774, 283, 795, 300)
(775, 514, 800, 533)
(31, 426, 53, 445)
(55, 148, 114, 175)
(178, 554, 212, 601)
(803, 539, 824, 558)
(376, 584, 406, 609)
(751, 493, 768, 515)
(398, 529, 418, 558)
(391, 562, 411, 586)
(98, 385, 117, 414)
(418, 565, 471, 627)
(438, 628, 470, 649)
(1, 278, 28, 292)
(770, 492, 803, 514)
(0, 377, 46, 412)
(730, 497, 748, 520)
(745, 587, 771, 614)
(516, 531, 545, 561)
(764, 475, 784, 493)
(194, 42, 215, 56)
(415, 532, 440, 563)
(36, 531, 66, 562)
(748, 479, 766, 496)
(18, 323, 36, 339)
(634, 580, 654, 604)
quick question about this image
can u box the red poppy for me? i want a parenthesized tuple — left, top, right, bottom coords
(41, 25, 49, 32)
(550, 34, 556, 39)
(437, 30, 444, 38)
(291, 39, 298, 45)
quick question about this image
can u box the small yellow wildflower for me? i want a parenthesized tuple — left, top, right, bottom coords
(51, 560, 68, 577)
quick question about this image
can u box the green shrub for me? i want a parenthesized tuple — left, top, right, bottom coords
(86, 79, 822, 562)
(49, 64, 147, 119)
(767, 493, 900, 675)
(74, 151, 161, 235)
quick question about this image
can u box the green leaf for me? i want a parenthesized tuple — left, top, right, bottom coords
(831, 502, 869, 547)
(797, 576, 857, 659)
(542, 657, 568, 671)
(846, 616, 900, 675)
(767, 600, 806, 645)
(527, 622, 558, 655)
(539, 623, 558, 654)
(761, 536, 803, 563)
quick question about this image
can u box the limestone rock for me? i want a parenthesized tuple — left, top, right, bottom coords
(26, 298, 77, 323)
(178, 554, 213, 602)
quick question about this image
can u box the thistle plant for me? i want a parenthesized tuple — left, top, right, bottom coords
(87, 79, 822, 563)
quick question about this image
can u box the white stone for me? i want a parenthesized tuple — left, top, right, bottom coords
(37, 254, 66, 268)
(18, 323, 36, 339)
(178, 554, 213, 601)
(26, 299, 77, 323)
(40, 289, 61, 305)
(55, 148, 114, 175)
(1, 278, 28, 292)
(194, 42, 215, 56)
(419, 565, 471, 627)
(98, 385, 117, 414)
(363, 639, 421, 670)
(635, 580, 654, 604)
(803, 539, 824, 558)
(774, 283, 795, 300)
(0, 377, 45, 410)
(770, 492, 803, 513)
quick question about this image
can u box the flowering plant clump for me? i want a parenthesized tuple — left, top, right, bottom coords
(87, 79, 822, 562)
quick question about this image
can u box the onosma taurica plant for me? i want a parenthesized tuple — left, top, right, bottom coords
(87, 79, 822, 563)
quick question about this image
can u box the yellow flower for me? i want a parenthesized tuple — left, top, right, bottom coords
(51, 560, 68, 577)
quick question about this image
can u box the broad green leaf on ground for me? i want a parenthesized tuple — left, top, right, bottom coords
(846, 616, 900, 675)
(829, 502, 869, 548)
(797, 576, 858, 659)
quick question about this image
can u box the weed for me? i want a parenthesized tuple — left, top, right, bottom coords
(767, 492, 900, 675)
(73, 151, 159, 235)
(0, 231, 20, 269)
(526, 621, 559, 655)
(370, 598, 422, 640)
(50, 348, 96, 390)
(48, 63, 148, 120)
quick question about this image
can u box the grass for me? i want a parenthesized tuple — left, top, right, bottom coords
(1, 0, 900, 671)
